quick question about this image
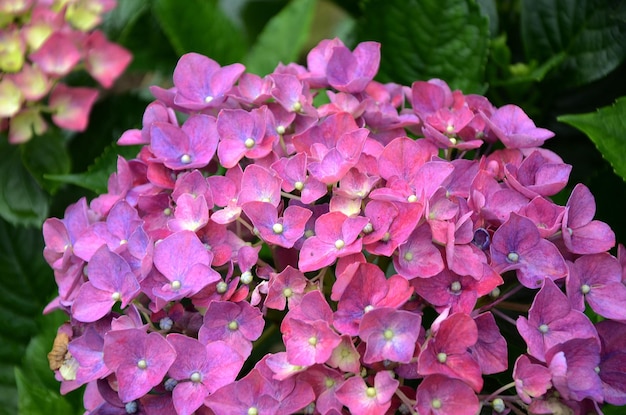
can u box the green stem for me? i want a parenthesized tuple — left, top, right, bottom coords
(395, 388, 417, 415)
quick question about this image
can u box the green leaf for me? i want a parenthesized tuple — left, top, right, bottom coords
(15, 311, 83, 415)
(357, 0, 490, 94)
(244, 0, 318, 75)
(114, 7, 178, 74)
(489, 38, 566, 87)
(21, 131, 71, 195)
(558, 97, 626, 182)
(45, 144, 141, 195)
(0, 140, 48, 227)
(0, 219, 57, 414)
(476, 0, 498, 37)
(152, 0, 247, 64)
(15, 368, 74, 415)
(101, 0, 150, 41)
(521, 0, 626, 88)
(604, 404, 626, 415)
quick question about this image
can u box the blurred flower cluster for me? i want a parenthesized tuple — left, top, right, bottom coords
(0, 0, 131, 143)
(43, 38, 626, 414)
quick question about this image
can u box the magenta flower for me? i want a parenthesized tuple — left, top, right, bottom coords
(172, 52, 245, 110)
(326, 41, 380, 93)
(513, 354, 552, 404)
(469, 312, 508, 375)
(298, 211, 368, 272)
(563, 183, 615, 254)
(167, 193, 209, 233)
(566, 253, 626, 320)
(103, 329, 176, 402)
(335, 371, 399, 415)
(546, 337, 604, 402)
(204, 369, 280, 415)
(71, 246, 140, 323)
(166, 334, 243, 415)
(234, 72, 273, 104)
(41, 37, 626, 415)
(333, 262, 412, 335)
(490, 212, 567, 288)
(304, 37, 346, 88)
(282, 318, 341, 366)
(292, 112, 369, 184)
(518, 195, 566, 238)
(73, 200, 142, 262)
(596, 320, 626, 405)
(394, 223, 444, 280)
(411, 79, 454, 119)
(238, 164, 283, 206)
(243, 202, 312, 248)
(84, 30, 132, 88)
(326, 334, 361, 374)
(358, 307, 421, 364)
(43, 197, 90, 271)
(29, 32, 81, 76)
(270, 73, 315, 114)
(48, 84, 99, 131)
(253, 356, 316, 415)
(504, 150, 572, 199)
(412, 267, 502, 314)
(482, 104, 555, 148)
(271, 152, 328, 204)
(373, 136, 439, 192)
(265, 266, 308, 310)
(363, 200, 422, 256)
(152, 230, 218, 301)
(67, 321, 113, 386)
(150, 114, 218, 170)
(516, 278, 599, 362)
(217, 106, 275, 168)
(297, 365, 346, 414)
(414, 374, 479, 415)
(417, 312, 483, 392)
(199, 300, 265, 359)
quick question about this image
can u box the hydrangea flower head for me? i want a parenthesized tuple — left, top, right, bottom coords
(42, 37, 626, 415)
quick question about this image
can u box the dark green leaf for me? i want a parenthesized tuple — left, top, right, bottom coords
(357, 0, 490, 94)
(476, 0, 498, 37)
(67, 94, 148, 173)
(45, 144, 141, 195)
(21, 131, 71, 195)
(152, 0, 247, 64)
(0, 140, 48, 227)
(15, 368, 74, 415)
(115, 8, 178, 74)
(604, 404, 626, 414)
(0, 219, 56, 414)
(521, 0, 626, 87)
(15, 311, 83, 415)
(244, 0, 318, 75)
(101, 0, 150, 41)
(558, 97, 626, 182)
(238, 0, 290, 44)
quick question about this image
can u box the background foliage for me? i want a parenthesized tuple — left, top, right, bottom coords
(1, 0, 625, 413)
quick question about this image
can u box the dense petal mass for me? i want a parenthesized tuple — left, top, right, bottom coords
(40, 35, 626, 415)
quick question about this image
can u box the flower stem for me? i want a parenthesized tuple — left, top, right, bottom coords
(473, 284, 524, 316)
(491, 307, 517, 326)
(480, 381, 516, 403)
(394, 388, 417, 415)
